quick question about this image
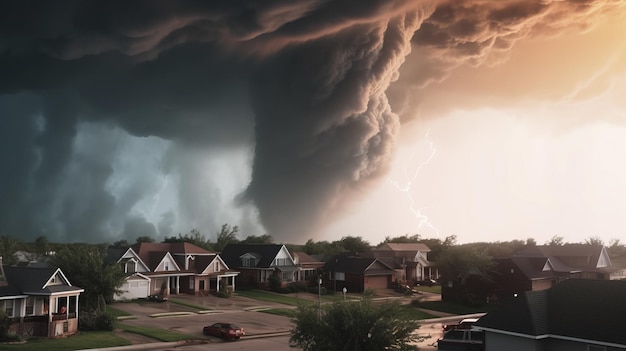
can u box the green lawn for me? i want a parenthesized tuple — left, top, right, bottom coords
(106, 305, 132, 318)
(235, 290, 314, 306)
(1, 331, 131, 350)
(259, 308, 296, 317)
(117, 323, 196, 342)
(168, 298, 210, 311)
(416, 285, 441, 294)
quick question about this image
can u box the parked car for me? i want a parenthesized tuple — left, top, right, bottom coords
(443, 318, 479, 331)
(437, 329, 484, 350)
(395, 284, 420, 295)
(146, 294, 168, 302)
(416, 278, 437, 287)
(203, 322, 245, 340)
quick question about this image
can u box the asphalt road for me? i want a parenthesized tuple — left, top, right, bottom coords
(107, 290, 455, 351)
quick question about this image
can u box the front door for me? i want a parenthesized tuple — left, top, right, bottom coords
(199, 280, 205, 291)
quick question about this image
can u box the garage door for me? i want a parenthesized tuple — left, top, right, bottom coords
(115, 280, 150, 301)
(365, 275, 388, 290)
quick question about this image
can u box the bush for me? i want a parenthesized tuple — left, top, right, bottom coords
(80, 309, 116, 331)
(410, 298, 422, 307)
(268, 273, 282, 292)
(287, 282, 308, 293)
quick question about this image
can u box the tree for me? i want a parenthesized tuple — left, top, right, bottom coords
(290, 299, 420, 351)
(240, 234, 274, 244)
(34, 235, 49, 255)
(50, 244, 126, 311)
(584, 236, 604, 246)
(526, 237, 537, 246)
(437, 245, 494, 305)
(546, 235, 564, 246)
(0, 236, 18, 266)
(111, 239, 130, 248)
(163, 229, 213, 251)
(135, 236, 155, 243)
(215, 224, 239, 251)
(340, 236, 370, 254)
(382, 234, 421, 244)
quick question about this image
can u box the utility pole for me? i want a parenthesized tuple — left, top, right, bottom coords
(318, 275, 322, 320)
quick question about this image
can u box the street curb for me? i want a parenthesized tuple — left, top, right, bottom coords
(77, 331, 293, 351)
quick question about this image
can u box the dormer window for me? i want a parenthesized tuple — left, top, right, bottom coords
(243, 257, 256, 267)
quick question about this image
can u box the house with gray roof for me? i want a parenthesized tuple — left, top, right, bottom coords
(0, 258, 84, 338)
(323, 255, 396, 292)
(488, 244, 622, 302)
(108, 242, 238, 300)
(365, 243, 436, 283)
(219, 244, 299, 288)
(475, 279, 626, 351)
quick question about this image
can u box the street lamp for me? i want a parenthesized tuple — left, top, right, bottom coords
(318, 276, 322, 320)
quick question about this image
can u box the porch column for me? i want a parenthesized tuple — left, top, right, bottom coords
(176, 276, 180, 294)
(166, 277, 170, 295)
(216, 276, 220, 292)
(47, 297, 52, 323)
(231, 275, 235, 292)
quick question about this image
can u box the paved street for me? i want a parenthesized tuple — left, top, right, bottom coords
(107, 290, 453, 350)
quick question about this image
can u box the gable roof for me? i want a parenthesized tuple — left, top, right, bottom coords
(476, 279, 626, 346)
(324, 255, 395, 275)
(376, 243, 431, 252)
(220, 244, 288, 268)
(292, 251, 323, 264)
(1, 266, 83, 297)
(514, 244, 609, 272)
(131, 242, 214, 271)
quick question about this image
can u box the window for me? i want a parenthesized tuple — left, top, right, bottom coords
(3, 300, 14, 317)
(164, 262, 169, 271)
(25, 297, 35, 315)
(214, 261, 220, 272)
(334, 272, 345, 281)
(243, 257, 256, 267)
(126, 260, 136, 273)
(282, 271, 292, 281)
(189, 278, 195, 289)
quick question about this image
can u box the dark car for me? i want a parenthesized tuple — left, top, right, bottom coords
(203, 323, 245, 340)
(416, 279, 437, 287)
(146, 294, 168, 302)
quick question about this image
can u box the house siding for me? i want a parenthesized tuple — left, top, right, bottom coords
(485, 332, 545, 351)
(546, 338, 623, 351)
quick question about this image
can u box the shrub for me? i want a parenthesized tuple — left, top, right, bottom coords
(287, 282, 308, 293)
(80, 309, 116, 331)
(268, 273, 282, 292)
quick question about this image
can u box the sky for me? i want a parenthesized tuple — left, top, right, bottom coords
(1, 0, 625, 246)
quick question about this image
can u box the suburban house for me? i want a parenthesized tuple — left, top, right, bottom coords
(108, 242, 239, 300)
(219, 244, 300, 288)
(489, 244, 622, 301)
(323, 255, 397, 293)
(366, 243, 436, 283)
(475, 279, 626, 351)
(291, 251, 324, 282)
(0, 260, 84, 338)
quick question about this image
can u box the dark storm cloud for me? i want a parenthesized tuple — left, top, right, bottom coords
(0, 0, 621, 243)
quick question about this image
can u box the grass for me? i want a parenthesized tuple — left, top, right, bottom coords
(106, 306, 132, 318)
(235, 290, 314, 306)
(416, 285, 442, 294)
(0, 331, 130, 350)
(118, 323, 196, 342)
(258, 308, 297, 317)
(168, 298, 209, 311)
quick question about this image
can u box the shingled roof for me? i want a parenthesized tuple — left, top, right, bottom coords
(1, 266, 83, 296)
(219, 244, 288, 268)
(476, 279, 626, 346)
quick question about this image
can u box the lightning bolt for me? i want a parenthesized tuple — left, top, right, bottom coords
(388, 129, 440, 236)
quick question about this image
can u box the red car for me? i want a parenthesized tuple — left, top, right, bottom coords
(203, 323, 245, 340)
